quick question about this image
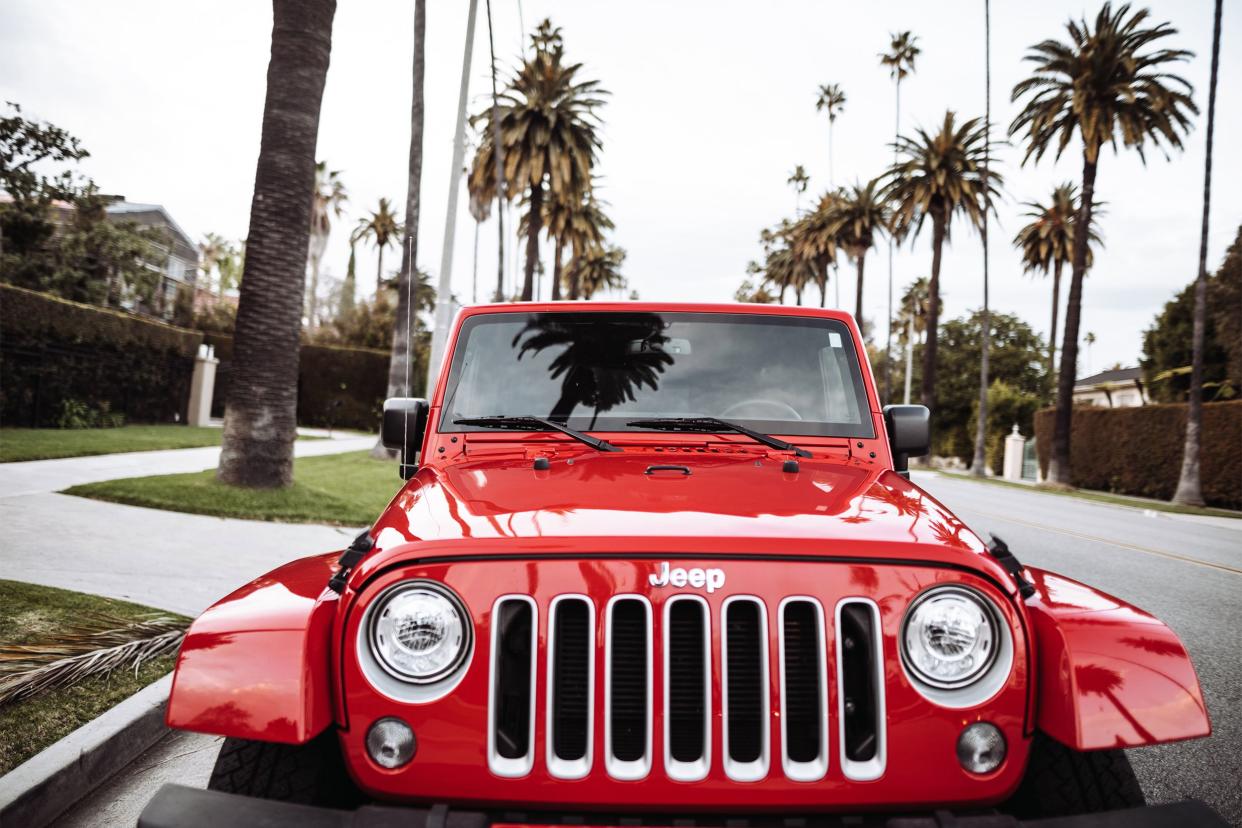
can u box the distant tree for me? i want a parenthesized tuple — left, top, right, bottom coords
(340, 240, 357, 316)
(353, 198, 402, 293)
(217, 0, 336, 489)
(734, 277, 775, 304)
(306, 162, 347, 327)
(827, 178, 889, 334)
(573, 244, 626, 299)
(789, 190, 842, 307)
(787, 165, 810, 213)
(1141, 265, 1234, 403)
(815, 83, 846, 186)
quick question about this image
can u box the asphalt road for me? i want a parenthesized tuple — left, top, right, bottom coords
(912, 471, 1242, 826)
(45, 472, 1242, 827)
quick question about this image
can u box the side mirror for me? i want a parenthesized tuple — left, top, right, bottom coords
(382, 397, 429, 480)
(883, 404, 930, 479)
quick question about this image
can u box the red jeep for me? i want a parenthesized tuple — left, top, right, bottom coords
(141, 304, 1218, 827)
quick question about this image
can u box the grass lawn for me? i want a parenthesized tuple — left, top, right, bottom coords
(64, 450, 400, 525)
(0, 425, 225, 463)
(0, 580, 190, 776)
(931, 469, 1242, 519)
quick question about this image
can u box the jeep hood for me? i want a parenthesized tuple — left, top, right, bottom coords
(367, 449, 1005, 579)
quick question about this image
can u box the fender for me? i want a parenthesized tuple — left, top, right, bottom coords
(166, 552, 340, 744)
(1026, 566, 1210, 750)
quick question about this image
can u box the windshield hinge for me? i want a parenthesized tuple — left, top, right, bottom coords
(987, 534, 1036, 599)
(327, 529, 374, 594)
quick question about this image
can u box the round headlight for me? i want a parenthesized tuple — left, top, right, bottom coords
(901, 586, 999, 689)
(369, 583, 471, 683)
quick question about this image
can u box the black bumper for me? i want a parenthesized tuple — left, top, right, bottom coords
(136, 784, 1229, 828)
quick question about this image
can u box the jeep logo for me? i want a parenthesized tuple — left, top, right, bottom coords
(648, 562, 726, 594)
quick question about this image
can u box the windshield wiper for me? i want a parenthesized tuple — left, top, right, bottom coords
(626, 417, 812, 458)
(454, 416, 621, 452)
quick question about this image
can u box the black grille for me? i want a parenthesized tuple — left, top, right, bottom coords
(839, 602, 879, 762)
(725, 600, 764, 763)
(609, 599, 648, 762)
(782, 601, 822, 763)
(493, 600, 533, 759)
(551, 599, 591, 761)
(667, 600, 707, 763)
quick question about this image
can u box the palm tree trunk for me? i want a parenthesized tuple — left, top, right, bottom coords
(972, 0, 992, 478)
(218, 0, 336, 489)
(472, 219, 479, 303)
(854, 252, 866, 338)
(1049, 154, 1099, 486)
(1049, 259, 1062, 380)
(485, 0, 505, 302)
(376, 246, 384, 293)
(1173, 0, 1220, 506)
(551, 237, 563, 300)
(522, 183, 542, 301)
(903, 314, 914, 404)
(307, 234, 326, 327)
(819, 269, 827, 307)
(374, 0, 427, 461)
(921, 210, 946, 415)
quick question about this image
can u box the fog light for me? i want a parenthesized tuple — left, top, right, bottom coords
(957, 722, 1005, 774)
(367, 717, 415, 768)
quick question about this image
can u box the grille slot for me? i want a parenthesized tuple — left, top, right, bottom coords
(664, 597, 710, 779)
(549, 597, 593, 774)
(606, 597, 652, 779)
(836, 599, 886, 781)
(722, 597, 769, 780)
(779, 598, 828, 780)
(488, 597, 537, 777)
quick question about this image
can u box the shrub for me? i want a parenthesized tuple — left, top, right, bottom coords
(1034, 401, 1242, 509)
(1, 283, 200, 427)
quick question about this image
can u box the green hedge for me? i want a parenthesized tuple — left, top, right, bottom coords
(1, 284, 202, 426)
(204, 334, 388, 432)
(1034, 400, 1242, 509)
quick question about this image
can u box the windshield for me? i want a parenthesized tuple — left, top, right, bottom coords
(441, 311, 874, 438)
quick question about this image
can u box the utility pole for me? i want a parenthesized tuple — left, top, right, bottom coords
(426, 0, 478, 397)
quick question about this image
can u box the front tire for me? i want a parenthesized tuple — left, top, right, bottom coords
(1006, 731, 1145, 818)
(207, 731, 358, 808)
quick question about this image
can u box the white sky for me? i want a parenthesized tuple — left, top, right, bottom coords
(3, 0, 1238, 376)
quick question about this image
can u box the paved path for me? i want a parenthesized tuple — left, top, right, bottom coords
(912, 471, 1242, 825)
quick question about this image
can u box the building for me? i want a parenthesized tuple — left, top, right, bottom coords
(103, 199, 200, 320)
(1072, 366, 1150, 408)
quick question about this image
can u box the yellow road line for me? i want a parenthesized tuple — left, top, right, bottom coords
(966, 509, 1242, 577)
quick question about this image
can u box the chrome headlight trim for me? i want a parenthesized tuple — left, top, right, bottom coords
(899, 584, 1014, 708)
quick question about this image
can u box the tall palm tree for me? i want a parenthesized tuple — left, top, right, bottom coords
(573, 244, 626, 299)
(879, 31, 921, 402)
(484, 0, 506, 301)
(469, 183, 491, 304)
(376, 0, 427, 460)
(972, 0, 993, 478)
(883, 111, 1001, 416)
(537, 183, 612, 301)
(307, 162, 347, 327)
(827, 178, 889, 337)
(354, 198, 402, 293)
(789, 191, 842, 307)
(217, 0, 336, 489)
(787, 165, 810, 213)
(469, 20, 607, 301)
(1011, 2, 1196, 485)
(815, 83, 846, 187)
(1013, 183, 1101, 378)
(896, 277, 931, 404)
(1173, 0, 1223, 506)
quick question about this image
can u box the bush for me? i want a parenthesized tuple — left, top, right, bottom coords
(1, 283, 201, 427)
(1034, 401, 1242, 509)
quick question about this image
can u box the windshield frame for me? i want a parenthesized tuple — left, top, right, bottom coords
(437, 308, 877, 440)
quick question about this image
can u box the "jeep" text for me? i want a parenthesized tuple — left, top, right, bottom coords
(648, 562, 726, 593)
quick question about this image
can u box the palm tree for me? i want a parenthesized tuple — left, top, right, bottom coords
(354, 198, 402, 293)
(880, 31, 921, 401)
(375, 0, 427, 460)
(827, 178, 889, 337)
(1173, 0, 1222, 506)
(217, 0, 336, 489)
(565, 193, 613, 299)
(1083, 331, 1097, 375)
(1013, 183, 1101, 378)
(341, 240, 357, 316)
(1010, 2, 1196, 485)
(469, 184, 491, 303)
(883, 111, 1001, 416)
(789, 191, 842, 307)
(537, 183, 613, 301)
(895, 277, 931, 404)
(484, 0, 506, 301)
(971, 0, 993, 478)
(306, 162, 347, 327)
(573, 244, 626, 299)
(469, 20, 607, 301)
(787, 165, 810, 213)
(815, 83, 846, 187)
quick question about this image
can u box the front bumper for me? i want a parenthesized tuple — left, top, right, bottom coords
(137, 784, 1228, 828)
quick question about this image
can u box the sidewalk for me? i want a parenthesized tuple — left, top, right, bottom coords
(0, 431, 383, 614)
(0, 431, 375, 499)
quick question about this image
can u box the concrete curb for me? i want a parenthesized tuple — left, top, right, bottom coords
(0, 673, 172, 828)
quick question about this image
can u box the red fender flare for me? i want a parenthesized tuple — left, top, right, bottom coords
(1026, 567, 1211, 750)
(166, 552, 340, 744)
